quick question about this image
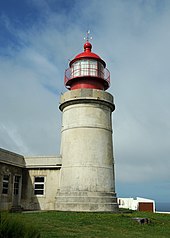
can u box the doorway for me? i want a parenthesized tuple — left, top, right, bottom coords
(12, 175, 21, 207)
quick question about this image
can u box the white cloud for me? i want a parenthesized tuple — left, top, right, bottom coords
(0, 123, 29, 154)
(0, 0, 170, 200)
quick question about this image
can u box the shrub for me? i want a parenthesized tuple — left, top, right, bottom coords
(0, 213, 40, 238)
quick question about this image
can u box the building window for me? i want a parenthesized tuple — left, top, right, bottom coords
(34, 176, 45, 195)
(2, 175, 10, 194)
(13, 176, 20, 195)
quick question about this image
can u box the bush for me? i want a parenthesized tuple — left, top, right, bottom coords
(0, 213, 40, 238)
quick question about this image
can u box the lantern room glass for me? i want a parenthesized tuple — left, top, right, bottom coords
(71, 59, 104, 79)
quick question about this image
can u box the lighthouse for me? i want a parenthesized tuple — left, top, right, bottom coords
(55, 34, 118, 212)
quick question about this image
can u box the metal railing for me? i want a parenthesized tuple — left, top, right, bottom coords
(64, 66, 110, 86)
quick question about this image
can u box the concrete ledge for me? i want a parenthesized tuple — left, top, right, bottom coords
(55, 191, 118, 212)
(59, 89, 115, 111)
(25, 156, 62, 168)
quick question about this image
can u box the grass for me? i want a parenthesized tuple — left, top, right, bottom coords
(0, 212, 40, 238)
(1, 210, 170, 238)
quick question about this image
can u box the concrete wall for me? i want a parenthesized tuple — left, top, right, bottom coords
(60, 102, 115, 192)
(21, 168, 60, 210)
(0, 163, 23, 210)
(0, 148, 25, 167)
(0, 149, 24, 210)
(118, 198, 138, 210)
(56, 89, 118, 212)
(0, 149, 62, 211)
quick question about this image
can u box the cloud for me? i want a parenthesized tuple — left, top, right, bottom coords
(0, 123, 29, 154)
(0, 0, 170, 201)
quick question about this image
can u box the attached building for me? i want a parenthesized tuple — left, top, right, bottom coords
(0, 148, 61, 211)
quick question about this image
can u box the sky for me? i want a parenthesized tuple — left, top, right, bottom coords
(0, 0, 170, 204)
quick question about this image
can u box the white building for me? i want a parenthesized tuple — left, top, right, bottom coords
(118, 197, 155, 212)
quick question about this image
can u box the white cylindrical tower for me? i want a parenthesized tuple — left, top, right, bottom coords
(55, 39, 118, 212)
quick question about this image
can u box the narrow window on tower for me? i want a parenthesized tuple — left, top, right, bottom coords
(34, 176, 45, 195)
(2, 175, 10, 195)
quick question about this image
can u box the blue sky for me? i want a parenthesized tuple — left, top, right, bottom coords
(0, 0, 170, 204)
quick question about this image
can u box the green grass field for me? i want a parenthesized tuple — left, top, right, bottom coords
(1, 210, 170, 238)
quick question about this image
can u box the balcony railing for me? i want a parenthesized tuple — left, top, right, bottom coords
(64, 66, 110, 87)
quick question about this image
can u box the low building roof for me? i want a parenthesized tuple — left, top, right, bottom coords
(24, 156, 62, 169)
(0, 148, 62, 169)
(0, 148, 25, 167)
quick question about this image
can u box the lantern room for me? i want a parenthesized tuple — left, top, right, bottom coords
(64, 41, 110, 91)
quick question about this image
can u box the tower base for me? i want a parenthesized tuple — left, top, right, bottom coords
(55, 191, 118, 212)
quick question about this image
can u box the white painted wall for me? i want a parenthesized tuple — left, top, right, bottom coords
(118, 197, 155, 212)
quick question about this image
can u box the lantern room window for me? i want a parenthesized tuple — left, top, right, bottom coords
(71, 59, 104, 78)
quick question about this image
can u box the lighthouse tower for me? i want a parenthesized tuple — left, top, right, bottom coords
(56, 34, 118, 212)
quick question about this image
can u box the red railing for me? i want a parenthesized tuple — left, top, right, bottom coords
(64, 66, 110, 86)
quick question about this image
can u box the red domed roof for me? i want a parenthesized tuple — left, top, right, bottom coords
(69, 41, 106, 67)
